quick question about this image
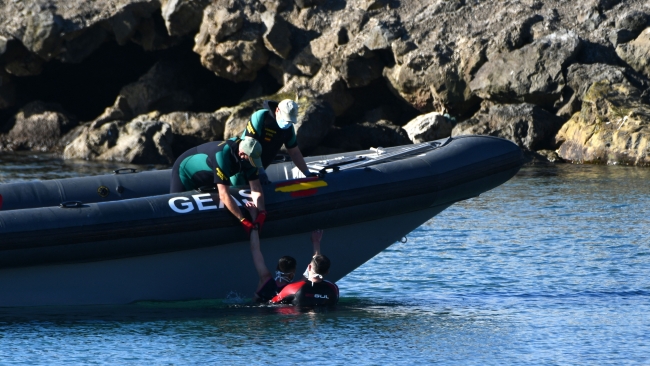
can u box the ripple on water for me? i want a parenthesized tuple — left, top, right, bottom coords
(1, 158, 650, 364)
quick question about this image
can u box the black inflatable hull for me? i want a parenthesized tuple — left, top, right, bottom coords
(0, 136, 523, 306)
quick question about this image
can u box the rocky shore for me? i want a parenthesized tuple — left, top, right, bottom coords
(1, 0, 649, 166)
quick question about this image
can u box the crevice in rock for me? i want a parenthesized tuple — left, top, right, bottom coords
(335, 77, 420, 126)
(1, 39, 258, 130)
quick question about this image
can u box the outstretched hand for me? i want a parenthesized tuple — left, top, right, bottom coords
(245, 201, 258, 221)
(311, 229, 323, 243)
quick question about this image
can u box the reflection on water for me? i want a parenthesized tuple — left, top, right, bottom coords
(0, 152, 168, 183)
(1, 155, 650, 365)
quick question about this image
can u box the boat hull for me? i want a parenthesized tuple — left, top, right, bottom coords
(0, 136, 523, 306)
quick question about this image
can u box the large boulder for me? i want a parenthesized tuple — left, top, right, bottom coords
(0, 101, 74, 152)
(453, 103, 564, 151)
(193, 4, 269, 82)
(161, 0, 210, 37)
(556, 80, 650, 166)
(133, 110, 229, 156)
(470, 30, 582, 108)
(402, 112, 454, 143)
(616, 28, 650, 79)
(556, 63, 629, 119)
(63, 120, 174, 164)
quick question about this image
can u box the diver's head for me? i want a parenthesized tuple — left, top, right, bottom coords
(275, 255, 297, 286)
(307, 254, 330, 282)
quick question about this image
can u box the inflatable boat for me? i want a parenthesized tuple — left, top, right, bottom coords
(0, 135, 523, 307)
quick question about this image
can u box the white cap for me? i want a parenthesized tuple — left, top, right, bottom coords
(276, 99, 298, 124)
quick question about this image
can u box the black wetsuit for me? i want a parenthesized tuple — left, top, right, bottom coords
(255, 278, 283, 302)
(270, 279, 339, 306)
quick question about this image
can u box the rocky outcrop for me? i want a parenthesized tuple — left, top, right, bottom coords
(616, 28, 650, 79)
(470, 30, 581, 108)
(402, 112, 454, 144)
(453, 103, 564, 151)
(63, 120, 174, 164)
(0, 101, 74, 152)
(133, 110, 228, 156)
(556, 80, 650, 166)
(1, 0, 650, 165)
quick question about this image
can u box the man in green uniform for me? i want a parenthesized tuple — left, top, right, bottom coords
(170, 137, 266, 235)
(231, 99, 314, 186)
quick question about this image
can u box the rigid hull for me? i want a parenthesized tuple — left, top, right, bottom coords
(0, 136, 523, 306)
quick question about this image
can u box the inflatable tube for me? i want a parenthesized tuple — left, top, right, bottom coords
(0, 135, 523, 306)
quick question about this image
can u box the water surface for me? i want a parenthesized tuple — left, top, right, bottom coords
(1, 155, 648, 365)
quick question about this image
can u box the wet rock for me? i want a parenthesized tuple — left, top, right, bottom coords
(63, 120, 174, 164)
(537, 149, 564, 162)
(0, 101, 74, 152)
(556, 80, 650, 166)
(470, 30, 582, 108)
(616, 28, 650, 79)
(453, 103, 564, 151)
(402, 112, 453, 143)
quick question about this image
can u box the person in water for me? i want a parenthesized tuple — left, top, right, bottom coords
(230, 99, 314, 186)
(169, 137, 265, 235)
(270, 229, 339, 306)
(247, 203, 297, 302)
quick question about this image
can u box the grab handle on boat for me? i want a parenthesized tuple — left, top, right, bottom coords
(60, 201, 84, 208)
(113, 168, 138, 174)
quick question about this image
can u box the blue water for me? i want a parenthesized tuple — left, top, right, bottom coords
(1, 154, 649, 365)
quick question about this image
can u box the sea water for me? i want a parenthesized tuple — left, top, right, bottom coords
(1, 153, 649, 365)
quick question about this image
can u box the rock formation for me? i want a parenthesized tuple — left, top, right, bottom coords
(0, 0, 649, 165)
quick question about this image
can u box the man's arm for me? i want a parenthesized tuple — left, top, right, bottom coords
(311, 229, 323, 256)
(249, 179, 265, 211)
(287, 146, 313, 177)
(250, 229, 273, 287)
(217, 183, 244, 220)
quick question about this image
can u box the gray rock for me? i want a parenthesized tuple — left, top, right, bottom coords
(616, 10, 650, 36)
(402, 112, 453, 143)
(262, 12, 292, 59)
(294, 99, 335, 153)
(1, 101, 74, 152)
(609, 28, 636, 46)
(63, 120, 175, 164)
(616, 28, 650, 78)
(556, 63, 629, 119)
(162, 0, 210, 37)
(453, 103, 564, 151)
(470, 30, 582, 108)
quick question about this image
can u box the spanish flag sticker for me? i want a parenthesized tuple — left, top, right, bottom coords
(275, 177, 327, 197)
